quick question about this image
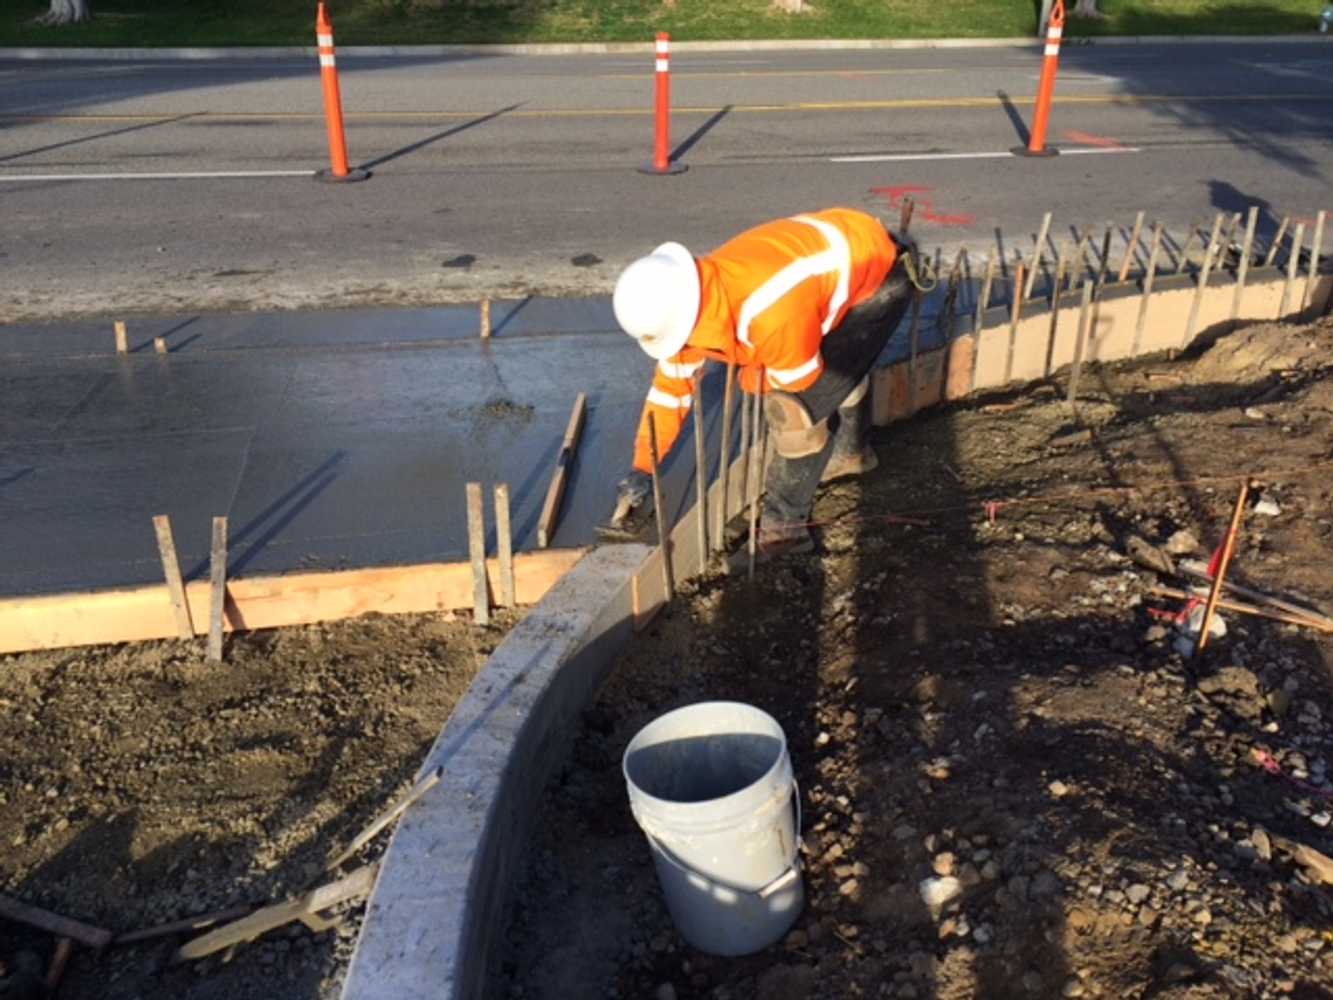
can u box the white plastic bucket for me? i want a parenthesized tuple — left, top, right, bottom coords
(622, 701, 804, 956)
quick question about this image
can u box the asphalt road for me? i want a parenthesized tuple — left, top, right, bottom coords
(2, 41, 1331, 320)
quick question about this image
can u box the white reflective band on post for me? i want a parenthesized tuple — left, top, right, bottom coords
(647, 388, 693, 410)
(317, 33, 334, 45)
(1048, 25, 1063, 38)
(767, 354, 822, 387)
(655, 59, 669, 72)
(656, 40, 670, 54)
(1044, 44, 1060, 55)
(320, 54, 336, 67)
(658, 358, 704, 379)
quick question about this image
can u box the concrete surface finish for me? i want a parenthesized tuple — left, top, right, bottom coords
(2, 292, 957, 599)
(340, 542, 651, 1000)
(0, 299, 654, 597)
(2, 43, 1329, 321)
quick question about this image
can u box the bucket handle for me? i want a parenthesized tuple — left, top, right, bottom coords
(642, 779, 802, 900)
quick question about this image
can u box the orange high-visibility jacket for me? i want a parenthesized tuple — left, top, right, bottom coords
(632, 207, 897, 474)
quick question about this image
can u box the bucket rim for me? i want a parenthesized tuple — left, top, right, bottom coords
(622, 700, 790, 818)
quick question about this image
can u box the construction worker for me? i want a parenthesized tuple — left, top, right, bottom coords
(607, 207, 913, 559)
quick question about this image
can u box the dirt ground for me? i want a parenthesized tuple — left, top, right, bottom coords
(499, 316, 1333, 1000)
(0, 609, 516, 1000)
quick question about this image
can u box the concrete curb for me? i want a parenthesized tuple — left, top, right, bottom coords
(1, 34, 1324, 61)
(340, 542, 652, 1000)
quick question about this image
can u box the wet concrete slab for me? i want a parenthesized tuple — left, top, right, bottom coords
(1, 292, 950, 598)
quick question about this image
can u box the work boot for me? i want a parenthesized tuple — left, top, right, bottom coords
(820, 391, 877, 484)
(726, 515, 814, 573)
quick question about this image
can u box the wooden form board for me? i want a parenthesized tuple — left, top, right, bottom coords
(874, 270, 1330, 425)
(0, 549, 587, 655)
(631, 446, 750, 631)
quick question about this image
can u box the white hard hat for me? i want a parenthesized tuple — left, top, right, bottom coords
(613, 242, 700, 360)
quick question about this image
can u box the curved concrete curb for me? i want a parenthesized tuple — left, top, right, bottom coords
(0, 34, 1323, 61)
(340, 542, 651, 1000)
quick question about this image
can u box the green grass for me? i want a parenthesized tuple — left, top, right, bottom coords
(0, 0, 1323, 47)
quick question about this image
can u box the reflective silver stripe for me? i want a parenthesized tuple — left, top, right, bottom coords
(647, 387, 692, 410)
(656, 39, 670, 54)
(655, 59, 669, 72)
(317, 33, 334, 45)
(1044, 44, 1059, 55)
(658, 358, 704, 379)
(791, 214, 852, 335)
(1047, 25, 1062, 38)
(319, 54, 336, 67)
(735, 216, 852, 348)
(767, 354, 822, 387)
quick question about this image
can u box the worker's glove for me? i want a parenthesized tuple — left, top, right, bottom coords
(614, 470, 652, 516)
(598, 469, 653, 541)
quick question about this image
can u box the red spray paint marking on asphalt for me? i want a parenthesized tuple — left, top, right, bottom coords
(871, 185, 975, 227)
(1063, 129, 1124, 149)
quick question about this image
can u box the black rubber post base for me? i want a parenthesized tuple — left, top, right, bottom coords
(1011, 145, 1059, 158)
(314, 167, 371, 183)
(637, 160, 689, 176)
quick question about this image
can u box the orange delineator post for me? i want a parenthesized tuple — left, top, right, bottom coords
(639, 32, 687, 176)
(1017, 0, 1064, 158)
(314, 4, 367, 182)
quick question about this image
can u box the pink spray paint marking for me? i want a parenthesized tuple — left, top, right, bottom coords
(872, 185, 975, 228)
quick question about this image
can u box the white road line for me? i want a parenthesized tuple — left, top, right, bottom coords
(830, 146, 1140, 163)
(0, 169, 318, 181)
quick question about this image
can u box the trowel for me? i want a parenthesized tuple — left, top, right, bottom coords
(595, 493, 654, 543)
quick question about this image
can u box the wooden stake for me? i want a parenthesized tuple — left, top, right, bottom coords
(113, 320, 128, 354)
(153, 336, 168, 355)
(646, 414, 674, 601)
(44, 938, 74, 993)
(1131, 223, 1164, 357)
(973, 255, 997, 335)
(1150, 586, 1333, 634)
(1278, 222, 1306, 319)
(940, 247, 966, 342)
(152, 515, 194, 639)
(0, 894, 112, 950)
(1195, 479, 1250, 656)
(1068, 279, 1094, 406)
(325, 766, 443, 873)
(1177, 558, 1333, 630)
(1069, 227, 1090, 291)
(1043, 251, 1068, 376)
(466, 483, 489, 626)
(691, 372, 709, 561)
(746, 383, 763, 583)
(115, 906, 255, 946)
(1303, 209, 1326, 313)
(479, 298, 491, 339)
(1176, 219, 1202, 273)
(899, 195, 915, 235)
(1117, 210, 1145, 283)
(536, 392, 586, 548)
(1003, 262, 1024, 384)
(1182, 213, 1225, 348)
(493, 484, 515, 608)
(907, 286, 923, 408)
(715, 359, 736, 552)
(175, 864, 377, 962)
(1230, 206, 1259, 321)
(207, 516, 227, 662)
(738, 374, 752, 509)
(1264, 215, 1290, 268)
(1095, 222, 1114, 289)
(1024, 210, 1052, 300)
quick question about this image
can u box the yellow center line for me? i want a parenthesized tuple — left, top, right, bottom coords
(2, 92, 1326, 125)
